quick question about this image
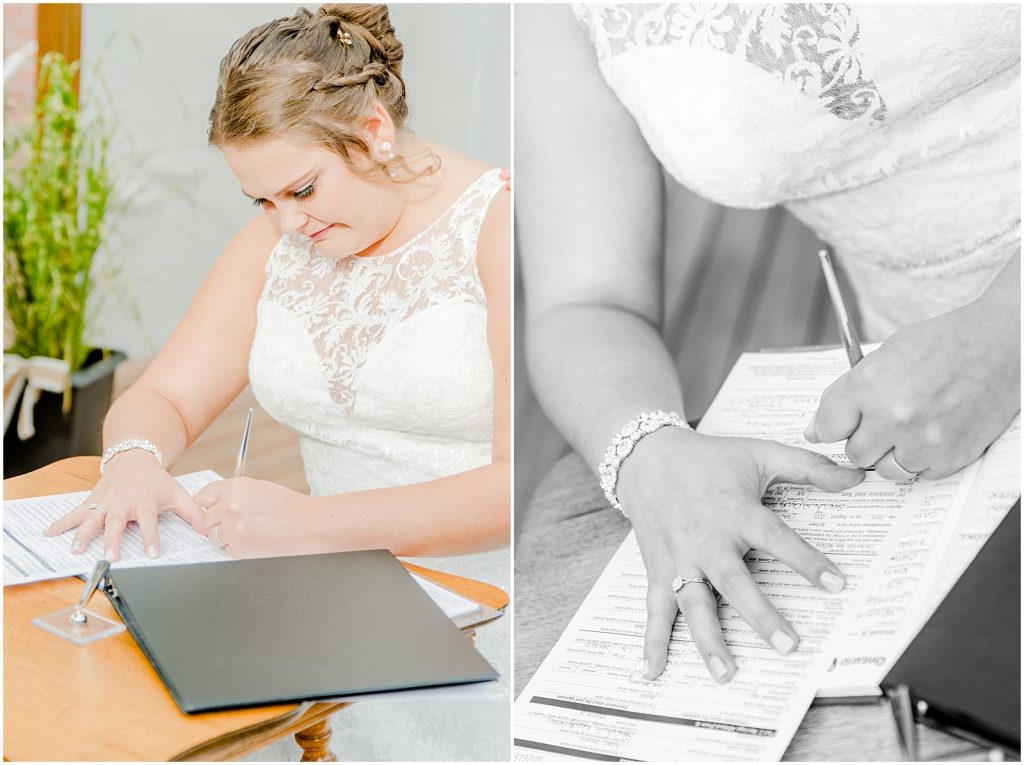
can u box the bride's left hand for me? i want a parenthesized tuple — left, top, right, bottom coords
(805, 299, 1020, 478)
(194, 477, 315, 558)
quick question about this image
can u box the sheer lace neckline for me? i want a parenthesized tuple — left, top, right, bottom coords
(252, 166, 503, 415)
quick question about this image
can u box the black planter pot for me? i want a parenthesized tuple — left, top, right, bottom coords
(3, 348, 127, 478)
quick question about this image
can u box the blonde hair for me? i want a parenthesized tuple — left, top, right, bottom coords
(208, 4, 410, 172)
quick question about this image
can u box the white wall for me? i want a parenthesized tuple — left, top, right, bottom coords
(80, 3, 510, 358)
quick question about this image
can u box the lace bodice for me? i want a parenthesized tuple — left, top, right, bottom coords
(575, 4, 1021, 339)
(250, 168, 503, 496)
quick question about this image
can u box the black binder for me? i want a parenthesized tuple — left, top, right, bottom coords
(102, 549, 499, 714)
(881, 500, 1020, 754)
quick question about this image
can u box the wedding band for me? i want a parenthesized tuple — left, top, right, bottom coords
(87, 503, 105, 515)
(672, 575, 714, 594)
(885, 450, 919, 480)
(210, 526, 223, 548)
(890, 453, 918, 479)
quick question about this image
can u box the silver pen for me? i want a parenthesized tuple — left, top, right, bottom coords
(233, 408, 254, 477)
(818, 248, 863, 368)
(817, 249, 878, 471)
(884, 683, 920, 761)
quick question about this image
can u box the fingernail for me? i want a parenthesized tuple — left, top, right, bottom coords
(820, 571, 845, 593)
(147, 545, 158, 559)
(71, 539, 83, 553)
(105, 548, 116, 562)
(642, 659, 651, 679)
(709, 656, 729, 682)
(771, 630, 797, 655)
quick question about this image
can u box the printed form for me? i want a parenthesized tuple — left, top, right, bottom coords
(514, 348, 1020, 760)
(4, 470, 227, 586)
(4, 469, 489, 625)
(822, 415, 1020, 696)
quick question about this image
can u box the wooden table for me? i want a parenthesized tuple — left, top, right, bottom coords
(5, 457, 509, 762)
(515, 453, 990, 762)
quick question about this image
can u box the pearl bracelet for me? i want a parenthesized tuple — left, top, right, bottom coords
(598, 410, 691, 518)
(99, 439, 164, 475)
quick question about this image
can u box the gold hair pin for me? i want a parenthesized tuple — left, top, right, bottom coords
(337, 29, 353, 46)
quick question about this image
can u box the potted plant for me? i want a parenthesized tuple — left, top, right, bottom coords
(3, 51, 125, 477)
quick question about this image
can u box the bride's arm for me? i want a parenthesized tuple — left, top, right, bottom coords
(517, 4, 675, 465)
(194, 188, 511, 558)
(44, 216, 279, 560)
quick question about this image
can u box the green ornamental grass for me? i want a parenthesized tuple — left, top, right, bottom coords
(4, 51, 112, 382)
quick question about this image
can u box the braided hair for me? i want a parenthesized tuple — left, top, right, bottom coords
(208, 4, 411, 173)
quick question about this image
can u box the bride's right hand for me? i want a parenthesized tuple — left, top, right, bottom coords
(617, 427, 865, 683)
(43, 451, 206, 561)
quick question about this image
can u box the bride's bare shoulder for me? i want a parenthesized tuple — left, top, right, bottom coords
(428, 143, 498, 190)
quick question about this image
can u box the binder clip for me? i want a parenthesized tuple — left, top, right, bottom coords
(32, 559, 126, 645)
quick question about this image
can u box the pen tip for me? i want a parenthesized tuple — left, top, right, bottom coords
(818, 249, 829, 259)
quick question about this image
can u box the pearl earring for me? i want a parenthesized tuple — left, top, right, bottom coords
(380, 141, 397, 178)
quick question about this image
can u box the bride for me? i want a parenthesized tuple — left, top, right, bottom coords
(45, 4, 509, 759)
(46, 4, 508, 563)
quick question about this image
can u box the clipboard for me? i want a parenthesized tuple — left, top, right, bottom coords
(101, 549, 499, 714)
(881, 500, 1020, 756)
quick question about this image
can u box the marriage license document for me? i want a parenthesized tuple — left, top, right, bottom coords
(513, 347, 1020, 761)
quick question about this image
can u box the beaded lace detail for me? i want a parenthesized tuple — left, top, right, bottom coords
(573, 4, 1021, 338)
(578, 3, 887, 123)
(248, 168, 503, 496)
(257, 170, 498, 413)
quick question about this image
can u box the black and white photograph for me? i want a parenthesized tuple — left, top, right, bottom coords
(513, 3, 1020, 761)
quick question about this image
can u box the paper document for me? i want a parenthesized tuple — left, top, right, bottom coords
(514, 529, 826, 761)
(514, 347, 1019, 760)
(412, 573, 502, 628)
(4, 470, 498, 626)
(820, 416, 1020, 696)
(4, 470, 227, 586)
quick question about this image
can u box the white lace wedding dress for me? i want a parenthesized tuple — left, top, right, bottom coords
(246, 167, 509, 761)
(575, 3, 1020, 340)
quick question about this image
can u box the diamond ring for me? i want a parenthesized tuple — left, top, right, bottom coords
(672, 575, 715, 594)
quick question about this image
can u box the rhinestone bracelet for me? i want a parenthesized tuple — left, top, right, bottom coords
(598, 410, 691, 518)
(99, 439, 164, 475)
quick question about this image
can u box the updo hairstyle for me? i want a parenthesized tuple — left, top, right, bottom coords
(208, 4, 415, 176)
